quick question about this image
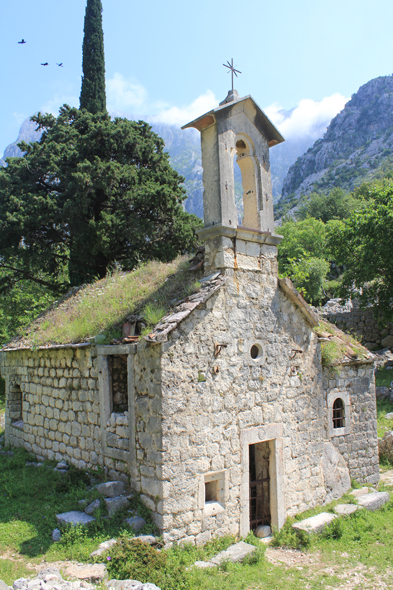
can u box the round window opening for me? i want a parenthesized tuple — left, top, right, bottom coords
(250, 344, 261, 360)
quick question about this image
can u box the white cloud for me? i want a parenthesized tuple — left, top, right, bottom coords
(40, 94, 79, 116)
(107, 73, 148, 111)
(151, 90, 218, 126)
(264, 93, 349, 140)
(107, 72, 218, 126)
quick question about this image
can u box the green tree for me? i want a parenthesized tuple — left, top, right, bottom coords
(296, 188, 364, 223)
(0, 106, 201, 289)
(80, 0, 106, 113)
(329, 181, 393, 323)
(278, 217, 331, 304)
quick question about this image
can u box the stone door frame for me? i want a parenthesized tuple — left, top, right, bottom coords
(240, 423, 285, 536)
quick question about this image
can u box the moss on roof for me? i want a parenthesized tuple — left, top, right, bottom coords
(315, 319, 374, 367)
(4, 255, 205, 349)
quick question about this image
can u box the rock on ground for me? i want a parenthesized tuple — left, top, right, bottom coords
(63, 564, 106, 583)
(90, 538, 117, 557)
(194, 541, 256, 568)
(52, 528, 61, 542)
(84, 499, 100, 516)
(350, 487, 370, 498)
(334, 504, 361, 516)
(255, 525, 272, 538)
(56, 512, 96, 527)
(292, 512, 338, 534)
(96, 481, 125, 498)
(125, 516, 146, 532)
(357, 492, 390, 511)
(104, 496, 129, 517)
(13, 568, 96, 590)
(106, 582, 161, 590)
(0, 580, 10, 590)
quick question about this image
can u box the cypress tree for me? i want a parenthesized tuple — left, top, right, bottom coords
(80, 0, 106, 113)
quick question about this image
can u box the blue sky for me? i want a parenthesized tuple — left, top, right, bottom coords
(1, 0, 393, 154)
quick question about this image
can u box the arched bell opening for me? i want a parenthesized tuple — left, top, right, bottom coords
(235, 134, 260, 230)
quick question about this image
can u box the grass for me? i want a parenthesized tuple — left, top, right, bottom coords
(15, 256, 202, 347)
(0, 449, 157, 575)
(375, 366, 393, 388)
(315, 319, 369, 367)
(2, 446, 393, 588)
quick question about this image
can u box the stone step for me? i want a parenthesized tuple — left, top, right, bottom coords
(357, 491, 390, 511)
(292, 512, 337, 534)
(56, 511, 95, 527)
(334, 504, 362, 516)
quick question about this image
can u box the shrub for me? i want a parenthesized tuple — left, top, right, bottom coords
(271, 519, 311, 550)
(106, 537, 191, 590)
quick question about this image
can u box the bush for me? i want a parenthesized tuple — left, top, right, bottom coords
(271, 519, 311, 550)
(106, 537, 191, 590)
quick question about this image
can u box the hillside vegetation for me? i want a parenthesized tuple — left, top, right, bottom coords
(278, 75, 393, 216)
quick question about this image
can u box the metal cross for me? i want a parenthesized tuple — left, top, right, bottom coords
(223, 58, 241, 92)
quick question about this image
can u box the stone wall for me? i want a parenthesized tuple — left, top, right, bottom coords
(156, 244, 379, 544)
(0, 346, 103, 470)
(0, 344, 164, 509)
(322, 299, 393, 350)
(324, 363, 379, 483)
(0, 242, 379, 544)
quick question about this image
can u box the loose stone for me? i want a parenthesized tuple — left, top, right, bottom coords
(357, 491, 390, 511)
(255, 525, 272, 538)
(85, 499, 100, 515)
(90, 538, 117, 557)
(51, 528, 61, 542)
(56, 511, 96, 527)
(125, 516, 146, 532)
(334, 504, 361, 516)
(104, 496, 129, 517)
(292, 513, 338, 534)
(96, 481, 125, 498)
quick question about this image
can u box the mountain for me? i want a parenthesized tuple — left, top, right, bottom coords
(0, 118, 42, 166)
(279, 75, 393, 210)
(0, 109, 317, 218)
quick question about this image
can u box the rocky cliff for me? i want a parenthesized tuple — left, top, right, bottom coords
(280, 76, 393, 208)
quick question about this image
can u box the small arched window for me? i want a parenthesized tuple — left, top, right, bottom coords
(332, 398, 345, 429)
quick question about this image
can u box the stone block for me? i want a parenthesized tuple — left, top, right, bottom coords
(85, 499, 100, 515)
(63, 564, 106, 583)
(357, 492, 390, 511)
(381, 335, 393, 348)
(56, 511, 95, 527)
(104, 496, 129, 517)
(51, 528, 61, 542)
(105, 582, 143, 590)
(350, 487, 370, 498)
(125, 516, 146, 532)
(96, 481, 125, 497)
(292, 512, 337, 534)
(210, 541, 256, 565)
(334, 504, 361, 516)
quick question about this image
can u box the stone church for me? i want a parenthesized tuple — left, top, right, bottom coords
(1, 88, 379, 544)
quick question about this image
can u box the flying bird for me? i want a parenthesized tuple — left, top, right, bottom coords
(56, 63, 63, 67)
(41, 62, 49, 66)
(18, 39, 26, 44)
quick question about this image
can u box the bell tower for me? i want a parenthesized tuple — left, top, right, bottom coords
(183, 90, 284, 273)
